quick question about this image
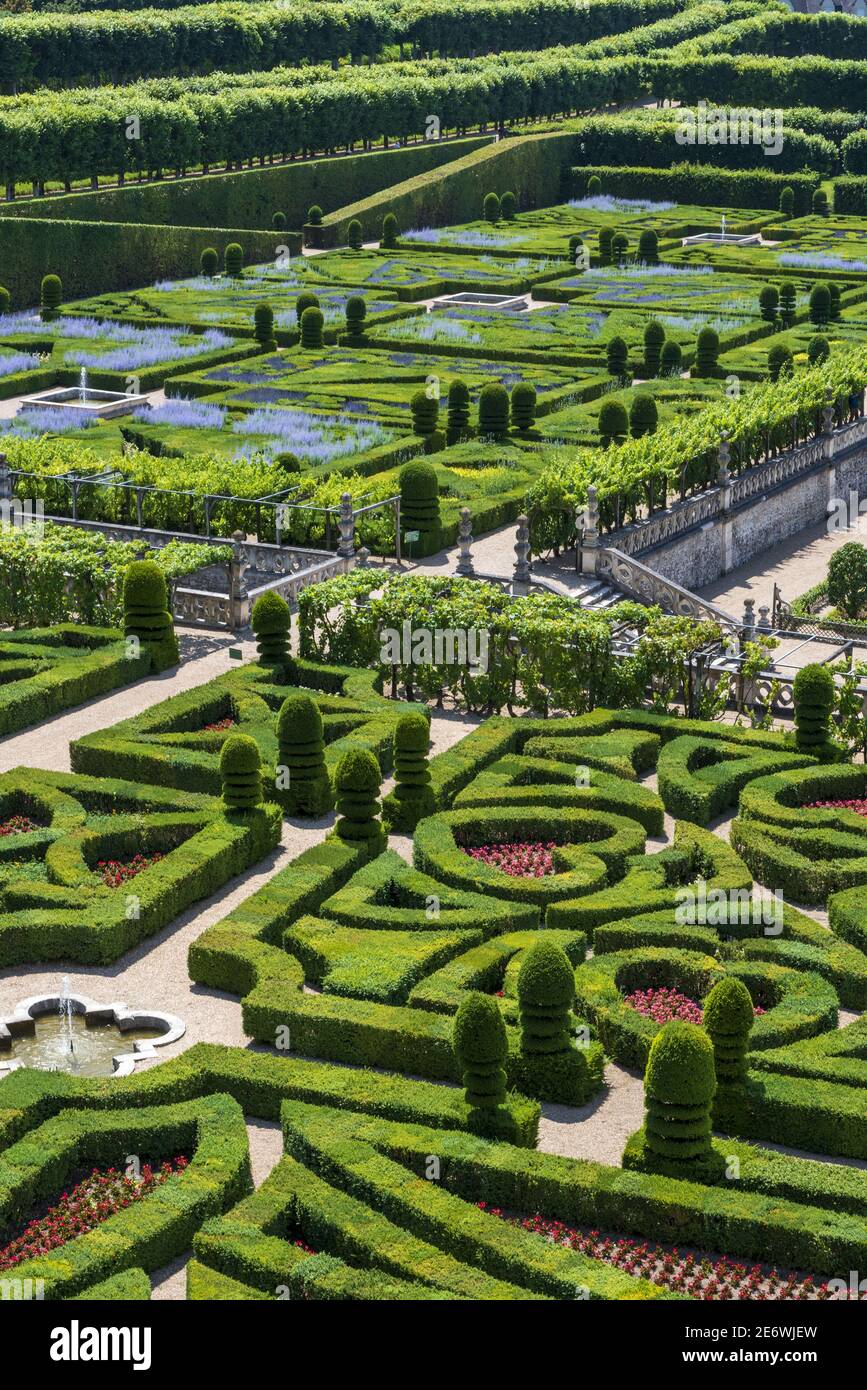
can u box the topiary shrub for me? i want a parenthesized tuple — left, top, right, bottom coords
(598, 226, 614, 265)
(250, 590, 291, 668)
(345, 295, 367, 341)
(200, 248, 218, 277)
(295, 292, 319, 324)
(381, 213, 398, 248)
(518, 939, 574, 1055)
(643, 319, 664, 377)
(598, 398, 628, 446)
(446, 378, 471, 441)
(703, 977, 753, 1083)
(828, 280, 841, 321)
(453, 992, 508, 1110)
(300, 305, 324, 350)
(224, 243, 244, 277)
(808, 333, 829, 366)
(661, 339, 682, 376)
(638, 229, 658, 266)
(758, 285, 779, 324)
(510, 383, 536, 432)
(827, 540, 867, 620)
(220, 733, 263, 811)
(347, 219, 363, 250)
(779, 281, 796, 328)
(122, 560, 179, 672)
(792, 662, 836, 750)
(276, 692, 333, 816)
(812, 187, 829, 217)
(400, 460, 440, 548)
(779, 185, 794, 218)
(253, 302, 277, 352)
(606, 335, 629, 380)
(809, 282, 831, 325)
(629, 393, 658, 438)
(644, 1020, 716, 1167)
(276, 451, 301, 475)
(568, 233, 585, 265)
(478, 382, 509, 437)
(0, 286, 9, 314)
(382, 711, 434, 831)
(611, 232, 629, 265)
(695, 326, 720, 377)
(332, 746, 385, 855)
(767, 343, 793, 382)
(272, 211, 286, 231)
(587, 174, 602, 196)
(411, 389, 439, 437)
(307, 205, 323, 226)
(483, 192, 501, 224)
(500, 190, 517, 220)
(40, 273, 62, 321)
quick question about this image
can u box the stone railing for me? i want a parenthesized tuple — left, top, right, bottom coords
(596, 546, 741, 635)
(603, 490, 722, 558)
(727, 431, 829, 509)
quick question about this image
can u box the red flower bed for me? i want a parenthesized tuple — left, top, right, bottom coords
(624, 987, 766, 1025)
(96, 852, 163, 889)
(465, 841, 556, 877)
(808, 799, 867, 818)
(479, 1206, 855, 1300)
(0, 1158, 187, 1271)
(203, 718, 235, 732)
(0, 815, 39, 836)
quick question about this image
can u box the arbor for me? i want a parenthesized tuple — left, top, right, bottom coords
(453, 993, 508, 1111)
(827, 541, 867, 620)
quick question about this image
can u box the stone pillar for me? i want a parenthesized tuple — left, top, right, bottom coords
(0, 453, 11, 503)
(757, 604, 771, 631)
(229, 529, 249, 632)
(823, 390, 839, 513)
(336, 492, 355, 559)
(717, 434, 735, 576)
(579, 485, 599, 576)
(741, 597, 756, 643)
(456, 507, 475, 577)
(513, 515, 531, 595)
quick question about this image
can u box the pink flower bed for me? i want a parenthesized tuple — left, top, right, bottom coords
(203, 717, 235, 732)
(479, 1207, 857, 1300)
(808, 799, 867, 818)
(0, 815, 39, 836)
(464, 841, 556, 877)
(96, 851, 163, 889)
(624, 987, 766, 1025)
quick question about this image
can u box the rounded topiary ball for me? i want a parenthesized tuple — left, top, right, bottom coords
(272, 211, 287, 231)
(808, 334, 830, 366)
(123, 559, 168, 615)
(599, 398, 628, 446)
(453, 991, 508, 1110)
(220, 733, 263, 810)
(277, 691, 323, 745)
(703, 976, 754, 1083)
(200, 247, 218, 277)
(307, 204, 323, 226)
(295, 291, 320, 322)
(517, 938, 574, 1010)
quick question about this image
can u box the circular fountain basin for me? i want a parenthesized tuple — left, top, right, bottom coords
(0, 990, 184, 1078)
(17, 386, 151, 420)
(681, 233, 763, 247)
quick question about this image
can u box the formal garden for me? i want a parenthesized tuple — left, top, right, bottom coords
(0, 0, 866, 1327)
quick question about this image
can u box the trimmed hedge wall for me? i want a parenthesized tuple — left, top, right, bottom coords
(572, 163, 817, 214)
(0, 625, 151, 736)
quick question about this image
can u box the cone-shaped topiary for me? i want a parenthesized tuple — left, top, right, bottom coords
(276, 692, 333, 816)
(661, 338, 682, 376)
(518, 939, 574, 1056)
(483, 192, 500, 224)
(696, 326, 719, 376)
(300, 305, 324, 349)
(598, 226, 614, 265)
(510, 383, 536, 432)
(400, 460, 440, 548)
(253, 302, 276, 352)
(446, 378, 471, 440)
(382, 711, 434, 831)
(793, 662, 836, 750)
(630, 393, 658, 438)
(224, 243, 244, 277)
(332, 746, 385, 854)
(703, 977, 754, 1083)
(599, 398, 628, 446)
(453, 992, 508, 1110)
(644, 1020, 716, 1166)
(643, 319, 664, 376)
(200, 247, 218, 277)
(123, 560, 179, 672)
(220, 733, 263, 811)
(606, 335, 629, 380)
(40, 274, 62, 321)
(411, 390, 439, 436)
(272, 211, 286, 231)
(381, 212, 398, 248)
(768, 343, 793, 382)
(478, 382, 509, 437)
(638, 228, 658, 265)
(345, 295, 366, 340)
(500, 190, 517, 220)
(250, 590, 291, 668)
(808, 334, 830, 366)
(779, 185, 794, 218)
(347, 219, 363, 250)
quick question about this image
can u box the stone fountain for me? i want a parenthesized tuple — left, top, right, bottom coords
(18, 365, 150, 421)
(682, 213, 763, 248)
(0, 982, 184, 1078)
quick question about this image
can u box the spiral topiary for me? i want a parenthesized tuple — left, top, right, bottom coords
(446, 378, 471, 441)
(220, 733, 263, 811)
(200, 248, 218, 277)
(224, 243, 244, 277)
(598, 398, 628, 446)
(453, 992, 508, 1110)
(629, 393, 658, 438)
(347, 219, 363, 250)
(518, 939, 575, 1056)
(253, 302, 277, 352)
(250, 590, 291, 668)
(644, 1020, 716, 1166)
(500, 190, 517, 220)
(643, 319, 664, 377)
(382, 711, 434, 831)
(300, 305, 324, 350)
(597, 226, 614, 265)
(276, 692, 333, 816)
(638, 228, 658, 266)
(606, 335, 629, 380)
(758, 285, 779, 324)
(703, 977, 754, 1083)
(122, 560, 179, 672)
(411, 390, 439, 437)
(345, 295, 366, 340)
(40, 274, 62, 322)
(478, 382, 509, 437)
(779, 282, 796, 328)
(696, 326, 720, 377)
(332, 746, 385, 855)
(399, 460, 440, 548)
(483, 192, 500, 224)
(661, 339, 682, 376)
(793, 662, 836, 750)
(510, 383, 536, 432)
(381, 212, 398, 248)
